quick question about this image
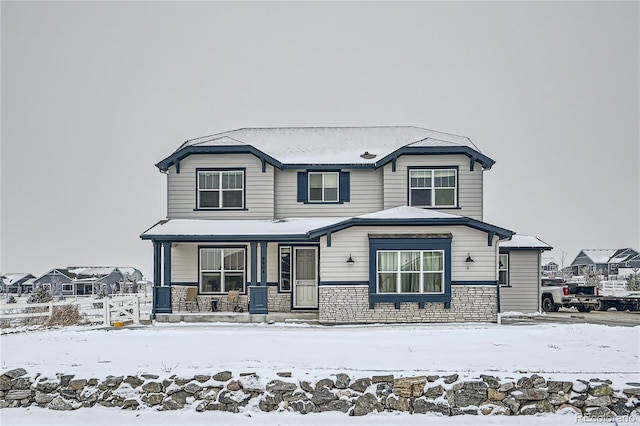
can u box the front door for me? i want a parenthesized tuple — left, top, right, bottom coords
(293, 247, 318, 309)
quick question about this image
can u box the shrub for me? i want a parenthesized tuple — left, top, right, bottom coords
(45, 304, 83, 327)
(627, 273, 640, 292)
(7, 295, 16, 304)
(27, 286, 53, 304)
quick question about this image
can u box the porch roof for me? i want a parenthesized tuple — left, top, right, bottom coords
(499, 234, 553, 251)
(141, 206, 514, 242)
(140, 217, 351, 241)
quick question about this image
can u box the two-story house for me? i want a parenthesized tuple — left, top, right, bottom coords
(141, 126, 550, 322)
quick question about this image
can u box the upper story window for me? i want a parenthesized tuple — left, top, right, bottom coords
(308, 172, 339, 202)
(408, 168, 457, 207)
(499, 253, 509, 286)
(297, 171, 350, 204)
(197, 169, 244, 209)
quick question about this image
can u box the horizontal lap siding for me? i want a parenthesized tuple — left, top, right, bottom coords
(500, 251, 540, 313)
(167, 154, 274, 219)
(274, 169, 383, 218)
(320, 225, 497, 282)
(383, 155, 484, 221)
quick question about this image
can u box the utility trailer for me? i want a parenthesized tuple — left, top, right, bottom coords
(594, 281, 640, 311)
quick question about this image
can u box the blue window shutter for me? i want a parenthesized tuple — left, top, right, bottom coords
(339, 171, 350, 203)
(297, 172, 308, 203)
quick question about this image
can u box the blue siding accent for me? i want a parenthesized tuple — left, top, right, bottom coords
(469, 156, 475, 172)
(249, 286, 268, 314)
(170, 282, 198, 286)
(297, 172, 308, 203)
(154, 287, 172, 314)
(451, 280, 499, 286)
(156, 144, 495, 171)
(496, 280, 501, 314)
(319, 281, 370, 286)
(250, 242, 258, 286)
(153, 241, 161, 288)
(339, 172, 350, 203)
(326, 232, 331, 247)
(163, 243, 171, 286)
(175, 159, 180, 174)
(368, 237, 452, 309)
(156, 146, 283, 171)
(260, 241, 267, 286)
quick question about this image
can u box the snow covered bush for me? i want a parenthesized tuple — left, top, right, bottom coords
(27, 286, 53, 304)
(45, 304, 83, 327)
(7, 295, 16, 304)
(627, 272, 640, 292)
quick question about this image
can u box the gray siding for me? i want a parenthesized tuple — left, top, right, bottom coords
(167, 154, 274, 220)
(500, 250, 540, 313)
(274, 169, 383, 218)
(319, 225, 499, 282)
(382, 155, 484, 220)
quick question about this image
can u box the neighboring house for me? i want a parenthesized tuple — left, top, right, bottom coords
(541, 260, 559, 274)
(33, 267, 143, 296)
(570, 248, 640, 276)
(0, 273, 36, 294)
(498, 235, 552, 313)
(141, 126, 548, 323)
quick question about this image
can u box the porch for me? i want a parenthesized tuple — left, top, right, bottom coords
(154, 310, 319, 324)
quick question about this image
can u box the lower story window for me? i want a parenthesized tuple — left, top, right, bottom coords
(200, 247, 246, 293)
(280, 247, 292, 292)
(499, 253, 509, 286)
(377, 250, 445, 294)
(62, 283, 73, 292)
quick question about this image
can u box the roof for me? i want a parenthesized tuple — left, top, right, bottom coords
(141, 206, 514, 242)
(0, 273, 35, 285)
(499, 234, 553, 251)
(156, 126, 495, 170)
(574, 249, 618, 265)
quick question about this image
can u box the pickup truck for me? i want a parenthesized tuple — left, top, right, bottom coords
(540, 277, 600, 313)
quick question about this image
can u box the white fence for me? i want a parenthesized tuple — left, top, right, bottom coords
(599, 280, 628, 296)
(0, 295, 144, 326)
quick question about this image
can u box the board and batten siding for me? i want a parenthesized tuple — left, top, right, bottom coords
(382, 155, 484, 221)
(167, 154, 274, 220)
(319, 225, 499, 283)
(274, 169, 383, 218)
(500, 250, 541, 313)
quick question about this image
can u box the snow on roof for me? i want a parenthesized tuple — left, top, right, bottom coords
(180, 126, 478, 165)
(356, 206, 462, 220)
(0, 273, 33, 285)
(67, 267, 119, 276)
(143, 217, 351, 237)
(500, 234, 552, 249)
(580, 249, 618, 264)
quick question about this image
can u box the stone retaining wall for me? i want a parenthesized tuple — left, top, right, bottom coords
(2, 368, 638, 418)
(319, 285, 497, 324)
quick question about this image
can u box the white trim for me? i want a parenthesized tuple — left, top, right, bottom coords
(293, 247, 318, 308)
(307, 171, 339, 203)
(197, 170, 244, 209)
(376, 249, 445, 294)
(199, 247, 246, 294)
(408, 168, 457, 208)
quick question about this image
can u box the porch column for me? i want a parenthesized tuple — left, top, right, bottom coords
(249, 241, 268, 314)
(250, 242, 258, 286)
(260, 241, 267, 286)
(163, 242, 172, 286)
(153, 241, 161, 289)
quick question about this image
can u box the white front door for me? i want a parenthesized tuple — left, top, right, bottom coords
(293, 247, 318, 308)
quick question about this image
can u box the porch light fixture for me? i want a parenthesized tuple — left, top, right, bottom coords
(346, 254, 355, 264)
(465, 254, 474, 264)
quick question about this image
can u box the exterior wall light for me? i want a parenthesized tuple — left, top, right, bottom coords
(346, 255, 355, 264)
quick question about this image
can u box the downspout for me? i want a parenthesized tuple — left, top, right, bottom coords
(495, 237, 502, 325)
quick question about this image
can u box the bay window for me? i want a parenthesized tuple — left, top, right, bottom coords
(377, 250, 444, 294)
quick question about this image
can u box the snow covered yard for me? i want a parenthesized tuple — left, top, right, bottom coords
(1, 321, 638, 425)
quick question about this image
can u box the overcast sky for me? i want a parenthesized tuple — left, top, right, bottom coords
(2, 1, 638, 278)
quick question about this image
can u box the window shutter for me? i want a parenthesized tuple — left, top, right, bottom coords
(297, 172, 308, 203)
(339, 171, 350, 203)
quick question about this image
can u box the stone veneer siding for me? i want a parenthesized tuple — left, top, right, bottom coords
(170, 286, 291, 313)
(319, 285, 497, 324)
